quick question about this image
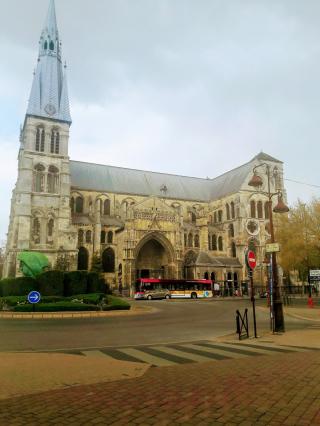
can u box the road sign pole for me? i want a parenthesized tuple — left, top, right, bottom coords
(249, 269, 257, 338)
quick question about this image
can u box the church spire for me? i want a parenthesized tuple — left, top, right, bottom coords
(26, 0, 71, 124)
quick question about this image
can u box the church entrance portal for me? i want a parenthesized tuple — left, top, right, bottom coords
(136, 239, 169, 279)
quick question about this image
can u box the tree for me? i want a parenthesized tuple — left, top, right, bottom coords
(277, 199, 320, 282)
(91, 253, 103, 274)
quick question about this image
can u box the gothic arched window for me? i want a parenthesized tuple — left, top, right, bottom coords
(230, 202, 235, 219)
(212, 235, 217, 251)
(34, 164, 45, 192)
(107, 231, 113, 244)
(257, 201, 263, 219)
(86, 230, 92, 243)
(47, 218, 54, 237)
(32, 218, 41, 244)
(75, 196, 84, 214)
(47, 165, 59, 193)
(102, 248, 115, 273)
(250, 200, 256, 218)
(104, 199, 111, 216)
(194, 235, 200, 248)
(218, 236, 223, 251)
(226, 204, 230, 220)
(35, 127, 45, 152)
(78, 229, 84, 245)
(101, 230, 106, 244)
(50, 129, 60, 154)
(231, 242, 237, 258)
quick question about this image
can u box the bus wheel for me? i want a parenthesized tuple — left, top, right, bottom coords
(147, 295, 152, 300)
(191, 292, 197, 299)
(165, 294, 170, 299)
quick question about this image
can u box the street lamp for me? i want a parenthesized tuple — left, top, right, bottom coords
(248, 163, 289, 333)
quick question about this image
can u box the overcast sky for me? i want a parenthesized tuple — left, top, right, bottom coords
(1, 0, 320, 244)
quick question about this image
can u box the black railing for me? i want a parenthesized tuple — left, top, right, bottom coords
(236, 308, 249, 340)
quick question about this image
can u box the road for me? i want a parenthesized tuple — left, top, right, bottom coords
(0, 299, 311, 352)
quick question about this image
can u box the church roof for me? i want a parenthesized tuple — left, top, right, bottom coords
(26, 0, 71, 124)
(70, 151, 281, 202)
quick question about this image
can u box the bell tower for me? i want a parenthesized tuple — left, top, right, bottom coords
(3, 0, 77, 277)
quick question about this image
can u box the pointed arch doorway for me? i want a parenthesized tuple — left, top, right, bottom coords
(135, 233, 175, 280)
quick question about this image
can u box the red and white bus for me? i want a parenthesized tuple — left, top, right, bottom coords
(134, 278, 213, 300)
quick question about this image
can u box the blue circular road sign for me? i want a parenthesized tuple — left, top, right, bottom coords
(27, 291, 41, 304)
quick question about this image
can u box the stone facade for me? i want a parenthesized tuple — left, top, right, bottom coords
(3, 0, 287, 295)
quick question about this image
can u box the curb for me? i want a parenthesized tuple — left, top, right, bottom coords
(0, 306, 157, 320)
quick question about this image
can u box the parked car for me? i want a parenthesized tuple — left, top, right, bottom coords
(134, 287, 171, 300)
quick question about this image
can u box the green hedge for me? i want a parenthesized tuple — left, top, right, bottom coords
(0, 296, 28, 307)
(69, 293, 105, 305)
(14, 302, 99, 312)
(87, 272, 101, 293)
(37, 271, 64, 296)
(102, 295, 131, 311)
(63, 271, 88, 296)
(0, 277, 38, 297)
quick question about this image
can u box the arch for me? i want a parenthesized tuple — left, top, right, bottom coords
(103, 199, 111, 215)
(230, 201, 235, 219)
(34, 163, 45, 192)
(226, 203, 230, 220)
(250, 200, 256, 218)
(257, 200, 263, 219)
(107, 231, 113, 244)
(78, 247, 89, 270)
(47, 165, 59, 193)
(75, 196, 84, 214)
(231, 241, 237, 258)
(101, 230, 106, 244)
(218, 236, 223, 251)
(85, 230, 92, 243)
(102, 247, 115, 273)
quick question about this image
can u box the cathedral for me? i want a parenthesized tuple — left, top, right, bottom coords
(3, 0, 287, 294)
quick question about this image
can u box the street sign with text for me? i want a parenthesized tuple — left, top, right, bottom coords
(266, 243, 280, 253)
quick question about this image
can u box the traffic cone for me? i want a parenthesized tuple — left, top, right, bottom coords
(307, 297, 314, 308)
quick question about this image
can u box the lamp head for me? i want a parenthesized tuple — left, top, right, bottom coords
(273, 196, 289, 214)
(248, 172, 263, 187)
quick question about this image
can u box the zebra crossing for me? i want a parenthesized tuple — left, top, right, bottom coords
(77, 340, 319, 367)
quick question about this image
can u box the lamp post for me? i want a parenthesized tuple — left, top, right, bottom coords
(248, 163, 289, 333)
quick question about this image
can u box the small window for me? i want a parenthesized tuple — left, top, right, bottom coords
(47, 165, 59, 194)
(47, 219, 54, 237)
(218, 210, 223, 222)
(212, 235, 217, 251)
(194, 235, 200, 248)
(101, 230, 106, 244)
(218, 236, 223, 251)
(35, 127, 45, 152)
(75, 197, 84, 214)
(107, 231, 113, 244)
(34, 164, 45, 192)
(49, 41, 54, 51)
(50, 130, 60, 154)
(86, 230, 92, 243)
(44, 41, 48, 50)
(226, 204, 230, 220)
(264, 202, 270, 219)
(230, 202, 235, 219)
(231, 242, 237, 258)
(257, 201, 263, 219)
(104, 199, 111, 216)
(250, 200, 256, 218)
(188, 233, 193, 247)
(33, 218, 41, 244)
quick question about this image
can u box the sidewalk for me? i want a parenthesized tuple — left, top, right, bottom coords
(0, 326, 319, 425)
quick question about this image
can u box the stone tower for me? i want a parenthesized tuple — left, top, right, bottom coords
(3, 0, 77, 277)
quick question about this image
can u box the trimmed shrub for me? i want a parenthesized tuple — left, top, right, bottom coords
(37, 270, 64, 296)
(0, 277, 38, 297)
(0, 296, 28, 308)
(69, 293, 104, 305)
(14, 302, 99, 312)
(87, 272, 101, 294)
(102, 295, 131, 311)
(63, 271, 88, 296)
